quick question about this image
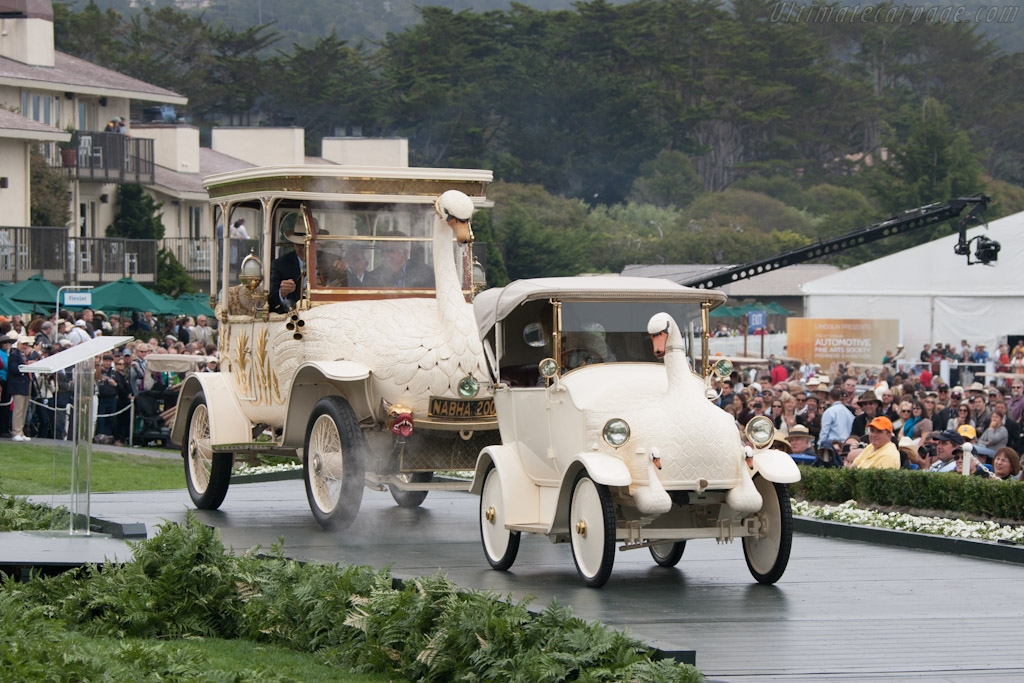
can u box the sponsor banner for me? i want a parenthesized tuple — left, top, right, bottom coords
(62, 291, 92, 307)
(787, 318, 900, 366)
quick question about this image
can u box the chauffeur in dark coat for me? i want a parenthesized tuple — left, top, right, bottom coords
(269, 214, 308, 314)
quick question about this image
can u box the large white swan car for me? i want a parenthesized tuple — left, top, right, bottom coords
(471, 277, 801, 587)
(172, 165, 498, 530)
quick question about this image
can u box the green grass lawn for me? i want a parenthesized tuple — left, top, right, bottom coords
(0, 442, 184, 496)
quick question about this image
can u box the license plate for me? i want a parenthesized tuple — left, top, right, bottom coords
(428, 396, 496, 420)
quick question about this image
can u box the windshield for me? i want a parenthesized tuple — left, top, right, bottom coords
(559, 301, 704, 370)
(272, 202, 471, 296)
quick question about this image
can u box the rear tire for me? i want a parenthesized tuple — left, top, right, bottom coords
(389, 471, 432, 508)
(183, 393, 232, 510)
(649, 541, 686, 568)
(303, 396, 366, 531)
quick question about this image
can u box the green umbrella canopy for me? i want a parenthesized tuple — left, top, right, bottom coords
(5, 274, 59, 306)
(710, 305, 742, 318)
(175, 293, 215, 318)
(765, 301, 791, 315)
(90, 278, 176, 315)
(0, 290, 24, 316)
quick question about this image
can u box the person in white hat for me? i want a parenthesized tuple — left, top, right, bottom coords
(8, 335, 39, 441)
(66, 318, 92, 346)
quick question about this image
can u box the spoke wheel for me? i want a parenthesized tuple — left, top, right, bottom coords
(743, 476, 793, 585)
(569, 470, 616, 588)
(389, 471, 432, 508)
(303, 396, 365, 531)
(649, 541, 686, 568)
(479, 465, 520, 571)
(182, 393, 231, 510)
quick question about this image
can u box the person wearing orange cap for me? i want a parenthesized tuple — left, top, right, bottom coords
(848, 416, 900, 469)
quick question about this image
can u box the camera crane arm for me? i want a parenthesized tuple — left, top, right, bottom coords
(684, 194, 992, 290)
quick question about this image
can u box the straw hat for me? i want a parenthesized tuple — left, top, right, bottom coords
(897, 436, 919, 459)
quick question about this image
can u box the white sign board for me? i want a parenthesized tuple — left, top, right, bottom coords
(62, 291, 93, 307)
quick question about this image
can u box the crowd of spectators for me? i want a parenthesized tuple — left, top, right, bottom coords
(716, 343, 1024, 482)
(0, 309, 218, 445)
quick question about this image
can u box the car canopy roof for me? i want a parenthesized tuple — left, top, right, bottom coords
(473, 276, 727, 339)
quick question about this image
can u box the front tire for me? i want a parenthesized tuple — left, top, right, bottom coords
(183, 393, 232, 510)
(303, 396, 366, 531)
(743, 476, 793, 585)
(649, 541, 686, 568)
(479, 464, 520, 570)
(569, 470, 616, 588)
(389, 471, 431, 508)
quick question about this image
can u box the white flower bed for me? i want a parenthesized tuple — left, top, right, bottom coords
(233, 462, 302, 476)
(793, 499, 1024, 544)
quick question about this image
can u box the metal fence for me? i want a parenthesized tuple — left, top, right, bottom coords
(160, 237, 214, 276)
(75, 236, 157, 283)
(58, 131, 155, 185)
(0, 227, 158, 285)
(0, 226, 71, 283)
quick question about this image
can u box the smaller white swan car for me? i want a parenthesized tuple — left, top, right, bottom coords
(471, 277, 801, 587)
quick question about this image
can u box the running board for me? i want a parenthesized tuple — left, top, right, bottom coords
(506, 523, 550, 533)
(365, 473, 471, 491)
(211, 442, 298, 457)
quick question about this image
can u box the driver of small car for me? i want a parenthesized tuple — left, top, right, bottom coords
(562, 322, 616, 371)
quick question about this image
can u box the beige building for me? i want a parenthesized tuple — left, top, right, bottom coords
(2, 1, 413, 291)
(0, 0, 185, 235)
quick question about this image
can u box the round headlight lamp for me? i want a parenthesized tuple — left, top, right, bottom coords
(745, 416, 775, 449)
(602, 419, 631, 448)
(457, 376, 480, 398)
(713, 358, 733, 378)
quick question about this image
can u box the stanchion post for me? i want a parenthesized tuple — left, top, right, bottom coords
(70, 358, 94, 535)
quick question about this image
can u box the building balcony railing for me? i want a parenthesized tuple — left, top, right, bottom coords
(58, 131, 155, 185)
(0, 226, 157, 285)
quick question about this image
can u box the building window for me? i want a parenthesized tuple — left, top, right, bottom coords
(189, 206, 203, 239)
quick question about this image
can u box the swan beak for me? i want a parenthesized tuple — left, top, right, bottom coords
(651, 330, 668, 358)
(652, 456, 662, 470)
(448, 216, 474, 244)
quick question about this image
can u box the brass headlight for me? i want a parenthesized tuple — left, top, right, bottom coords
(713, 358, 732, 378)
(745, 416, 775, 449)
(602, 419, 631, 448)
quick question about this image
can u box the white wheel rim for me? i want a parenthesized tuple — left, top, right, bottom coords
(480, 469, 510, 560)
(570, 477, 606, 579)
(746, 477, 781, 574)
(187, 404, 212, 494)
(309, 414, 344, 514)
(651, 542, 675, 560)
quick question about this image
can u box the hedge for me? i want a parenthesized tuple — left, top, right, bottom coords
(790, 466, 1024, 521)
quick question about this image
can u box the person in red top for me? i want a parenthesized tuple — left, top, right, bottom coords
(920, 366, 933, 388)
(771, 361, 788, 386)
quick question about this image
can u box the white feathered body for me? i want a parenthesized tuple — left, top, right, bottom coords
(566, 313, 761, 516)
(220, 212, 487, 425)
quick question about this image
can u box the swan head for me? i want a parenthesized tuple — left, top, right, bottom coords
(647, 312, 675, 358)
(435, 190, 475, 244)
(651, 446, 662, 470)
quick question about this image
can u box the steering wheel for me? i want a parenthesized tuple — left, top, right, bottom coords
(561, 347, 605, 370)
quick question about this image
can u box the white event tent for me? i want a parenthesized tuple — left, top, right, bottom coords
(801, 209, 1024, 355)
